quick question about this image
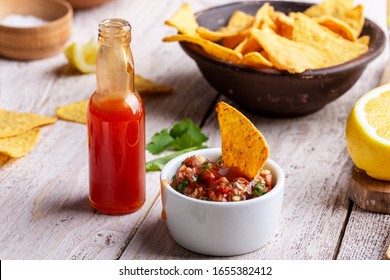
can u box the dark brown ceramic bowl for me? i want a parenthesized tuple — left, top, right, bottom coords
(179, 1, 385, 117)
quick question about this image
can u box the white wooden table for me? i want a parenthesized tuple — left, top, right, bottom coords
(0, 0, 389, 260)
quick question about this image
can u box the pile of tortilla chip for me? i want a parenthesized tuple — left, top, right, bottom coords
(216, 101, 269, 179)
(0, 109, 57, 159)
(163, 0, 369, 74)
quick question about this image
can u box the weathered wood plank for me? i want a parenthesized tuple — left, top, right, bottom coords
(337, 206, 390, 260)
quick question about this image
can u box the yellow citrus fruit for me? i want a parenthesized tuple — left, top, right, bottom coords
(346, 83, 390, 180)
(64, 41, 98, 74)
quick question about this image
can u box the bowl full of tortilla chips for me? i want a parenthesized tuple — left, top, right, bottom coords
(163, 0, 385, 117)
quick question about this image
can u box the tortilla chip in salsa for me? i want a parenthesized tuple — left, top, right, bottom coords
(216, 101, 269, 179)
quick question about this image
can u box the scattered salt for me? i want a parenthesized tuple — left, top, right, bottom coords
(0, 14, 49, 27)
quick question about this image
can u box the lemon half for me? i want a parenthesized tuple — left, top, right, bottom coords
(64, 41, 98, 74)
(346, 83, 390, 180)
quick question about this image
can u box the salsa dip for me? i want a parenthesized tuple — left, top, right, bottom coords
(170, 155, 273, 202)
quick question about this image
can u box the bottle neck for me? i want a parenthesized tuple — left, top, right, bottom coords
(96, 19, 135, 97)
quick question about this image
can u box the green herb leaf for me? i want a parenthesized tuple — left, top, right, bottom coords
(169, 119, 192, 138)
(170, 119, 208, 143)
(147, 119, 208, 155)
(176, 180, 189, 193)
(183, 123, 208, 143)
(201, 161, 211, 171)
(146, 119, 208, 170)
(146, 129, 174, 155)
(172, 134, 206, 151)
(253, 182, 265, 197)
(145, 146, 199, 172)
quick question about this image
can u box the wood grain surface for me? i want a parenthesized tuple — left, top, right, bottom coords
(348, 167, 390, 214)
(0, 0, 389, 260)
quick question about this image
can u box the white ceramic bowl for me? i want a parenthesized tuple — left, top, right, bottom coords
(160, 148, 285, 256)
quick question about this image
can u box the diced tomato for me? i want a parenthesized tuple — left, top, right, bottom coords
(170, 156, 273, 202)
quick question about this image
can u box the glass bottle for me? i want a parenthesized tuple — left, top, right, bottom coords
(87, 18, 145, 215)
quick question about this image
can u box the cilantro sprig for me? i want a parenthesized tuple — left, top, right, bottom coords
(145, 119, 208, 171)
(146, 129, 174, 155)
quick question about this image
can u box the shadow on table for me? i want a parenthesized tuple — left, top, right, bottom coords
(133, 215, 215, 260)
(32, 194, 92, 222)
(54, 64, 86, 77)
(59, 195, 92, 213)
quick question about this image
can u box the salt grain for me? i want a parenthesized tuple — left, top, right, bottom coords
(0, 14, 49, 27)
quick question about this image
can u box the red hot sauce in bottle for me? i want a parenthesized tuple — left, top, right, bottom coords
(87, 19, 145, 214)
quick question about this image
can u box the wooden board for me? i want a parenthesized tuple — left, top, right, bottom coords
(348, 167, 390, 214)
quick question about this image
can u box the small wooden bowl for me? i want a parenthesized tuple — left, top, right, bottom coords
(0, 0, 72, 60)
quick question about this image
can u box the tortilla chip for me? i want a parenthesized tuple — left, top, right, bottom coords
(0, 109, 57, 138)
(251, 27, 328, 73)
(165, 3, 199, 35)
(217, 10, 255, 48)
(292, 13, 368, 68)
(304, 0, 354, 18)
(262, 14, 278, 32)
(195, 10, 256, 42)
(216, 101, 269, 179)
(252, 2, 274, 28)
(196, 26, 241, 42)
(56, 100, 88, 124)
(0, 153, 10, 165)
(317, 15, 356, 41)
(224, 10, 254, 32)
(220, 3, 277, 49)
(221, 34, 248, 49)
(240, 51, 273, 68)
(357, 35, 370, 46)
(0, 128, 40, 158)
(304, 0, 364, 39)
(274, 12, 294, 39)
(234, 34, 262, 54)
(340, 5, 364, 38)
(135, 74, 173, 95)
(163, 34, 243, 63)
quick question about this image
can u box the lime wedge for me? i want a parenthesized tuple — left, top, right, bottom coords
(64, 41, 98, 74)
